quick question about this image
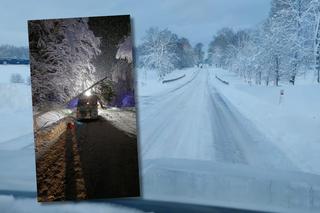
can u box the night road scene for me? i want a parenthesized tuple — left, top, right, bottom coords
(28, 15, 140, 202)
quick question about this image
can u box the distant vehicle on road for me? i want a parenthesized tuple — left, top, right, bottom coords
(77, 94, 98, 120)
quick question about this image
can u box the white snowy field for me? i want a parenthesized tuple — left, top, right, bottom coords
(0, 65, 33, 144)
(0, 65, 30, 83)
(0, 65, 35, 191)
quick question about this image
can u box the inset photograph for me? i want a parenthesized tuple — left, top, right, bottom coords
(28, 15, 140, 202)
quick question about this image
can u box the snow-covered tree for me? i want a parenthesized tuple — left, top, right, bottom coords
(0, 45, 29, 59)
(270, 0, 314, 84)
(28, 18, 101, 109)
(193, 43, 205, 66)
(308, 0, 320, 83)
(116, 36, 132, 63)
(174, 37, 195, 69)
(207, 28, 236, 68)
(138, 28, 178, 79)
(10, 73, 24, 83)
(221, 0, 320, 86)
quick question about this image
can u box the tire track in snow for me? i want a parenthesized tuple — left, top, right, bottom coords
(140, 69, 215, 160)
(206, 72, 248, 164)
(207, 70, 297, 170)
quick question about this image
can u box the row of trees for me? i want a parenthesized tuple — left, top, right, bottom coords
(0, 45, 29, 59)
(137, 28, 204, 79)
(207, 0, 320, 85)
(10, 73, 30, 84)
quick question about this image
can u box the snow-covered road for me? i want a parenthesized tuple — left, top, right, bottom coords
(139, 68, 297, 171)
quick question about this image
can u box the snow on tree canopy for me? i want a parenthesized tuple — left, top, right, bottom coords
(206, 0, 320, 85)
(138, 28, 178, 79)
(116, 36, 132, 63)
(28, 18, 101, 109)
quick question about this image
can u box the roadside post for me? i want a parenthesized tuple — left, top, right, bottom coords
(279, 89, 284, 104)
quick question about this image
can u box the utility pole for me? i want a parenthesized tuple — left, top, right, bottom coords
(64, 75, 113, 107)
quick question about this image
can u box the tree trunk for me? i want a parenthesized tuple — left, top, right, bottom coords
(317, 44, 320, 83)
(275, 56, 280, 86)
(290, 75, 296, 85)
(315, 15, 320, 83)
(257, 71, 262, 85)
(291, 0, 301, 86)
(290, 51, 298, 85)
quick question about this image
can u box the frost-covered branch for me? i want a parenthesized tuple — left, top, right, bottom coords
(116, 36, 132, 63)
(28, 18, 101, 110)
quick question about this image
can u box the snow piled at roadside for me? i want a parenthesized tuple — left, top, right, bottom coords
(137, 67, 198, 97)
(35, 109, 72, 129)
(0, 195, 148, 213)
(213, 68, 320, 175)
(143, 159, 320, 213)
(99, 108, 136, 136)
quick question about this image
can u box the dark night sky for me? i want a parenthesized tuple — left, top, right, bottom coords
(88, 15, 134, 106)
(88, 15, 131, 80)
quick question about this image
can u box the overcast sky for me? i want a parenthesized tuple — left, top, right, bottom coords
(1, 0, 271, 48)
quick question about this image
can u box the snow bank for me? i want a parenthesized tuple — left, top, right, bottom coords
(212, 68, 320, 175)
(143, 159, 320, 213)
(35, 109, 72, 130)
(99, 108, 136, 136)
(0, 195, 147, 213)
(162, 74, 186, 83)
(137, 68, 199, 97)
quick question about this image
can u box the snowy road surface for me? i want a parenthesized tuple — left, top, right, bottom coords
(140, 68, 297, 171)
(36, 116, 140, 201)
